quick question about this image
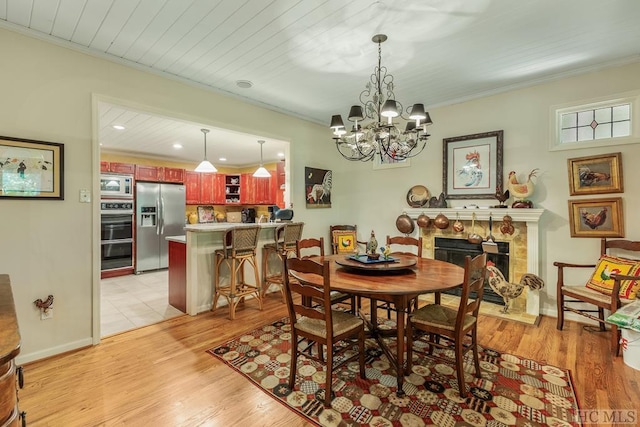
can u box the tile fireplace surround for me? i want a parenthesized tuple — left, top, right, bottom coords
(405, 208, 544, 322)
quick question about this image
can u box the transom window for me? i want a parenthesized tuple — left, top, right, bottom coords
(560, 104, 630, 143)
(550, 91, 639, 151)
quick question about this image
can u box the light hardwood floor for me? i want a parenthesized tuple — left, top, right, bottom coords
(19, 296, 640, 426)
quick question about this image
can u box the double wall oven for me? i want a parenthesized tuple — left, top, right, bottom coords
(101, 199, 134, 273)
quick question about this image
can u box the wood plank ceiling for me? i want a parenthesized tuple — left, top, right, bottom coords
(1, 0, 639, 165)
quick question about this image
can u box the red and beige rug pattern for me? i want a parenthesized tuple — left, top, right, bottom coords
(207, 318, 581, 426)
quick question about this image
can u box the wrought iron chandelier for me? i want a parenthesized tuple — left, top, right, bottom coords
(330, 34, 433, 162)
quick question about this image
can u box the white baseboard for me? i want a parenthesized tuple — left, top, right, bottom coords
(16, 337, 94, 365)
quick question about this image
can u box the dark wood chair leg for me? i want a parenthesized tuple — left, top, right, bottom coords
(598, 308, 606, 332)
(454, 338, 466, 396)
(556, 291, 565, 330)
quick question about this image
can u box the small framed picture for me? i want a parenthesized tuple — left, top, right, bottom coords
(567, 152, 623, 196)
(443, 130, 503, 199)
(568, 197, 624, 238)
(0, 135, 64, 200)
(372, 152, 411, 170)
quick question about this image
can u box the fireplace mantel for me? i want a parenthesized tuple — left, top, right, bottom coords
(404, 208, 544, 317)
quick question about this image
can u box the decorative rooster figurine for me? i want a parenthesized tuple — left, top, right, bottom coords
(34, 294, 54, 311)
(508, 169, 539, 208)
(486, 262, 544, 313)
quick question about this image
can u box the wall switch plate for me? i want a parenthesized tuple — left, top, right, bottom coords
(41, 308, 53, 320)
(80, 189, 91, 203)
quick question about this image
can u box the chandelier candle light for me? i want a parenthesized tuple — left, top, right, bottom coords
(195, 128, 217, 173)
(330, 34, 433, 162)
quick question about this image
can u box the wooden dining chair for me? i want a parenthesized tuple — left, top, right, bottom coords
(406, 253, 487, 396)
(373, 235, 426, 318)
(283, 257, 366, 407)
(296, 237, 356, 313)
(329, 225, 366, 254)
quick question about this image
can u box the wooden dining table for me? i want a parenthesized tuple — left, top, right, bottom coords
(289, 253, 464, 396)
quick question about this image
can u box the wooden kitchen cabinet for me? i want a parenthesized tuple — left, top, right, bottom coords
(226, 174, 241, 204)
(135, 165, 160, 181)
(101, 161, 135, 174)
(212, 173, 226, 204)
(160, 167, 184, 183)
(185, 172, 225, 205)
(135, 165, 185, 183)
(199, 173, 216, 204)
(168, 241, 186, 313)
(184, 171, 200, 205)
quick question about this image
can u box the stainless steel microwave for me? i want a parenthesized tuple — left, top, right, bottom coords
(100, 174, 134, 198)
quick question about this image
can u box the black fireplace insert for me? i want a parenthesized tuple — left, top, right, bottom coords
(434, 237, 508, 306)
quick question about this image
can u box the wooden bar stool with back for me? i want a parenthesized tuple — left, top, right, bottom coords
(212, 225, 263, 320)
(261, 222, 304, 301)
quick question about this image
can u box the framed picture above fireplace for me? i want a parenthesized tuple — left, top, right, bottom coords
(443, 130, 503, 199)
(568, 197, 624, 238)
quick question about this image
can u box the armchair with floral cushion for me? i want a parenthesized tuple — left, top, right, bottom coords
(556, 238, 640, 355)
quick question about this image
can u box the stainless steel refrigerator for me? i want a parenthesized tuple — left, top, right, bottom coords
(135, 182, 186, 273)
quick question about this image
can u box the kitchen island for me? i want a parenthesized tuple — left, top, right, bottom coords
(180, 223, 281, 315)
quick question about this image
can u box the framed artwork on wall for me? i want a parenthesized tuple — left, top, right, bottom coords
(568, 197, 624, 238)
(372, 152, 411, 170)
(443, 130, 503, 199)
(305, 167, 332, 208)
(567, 152, 623, 196)
(0, 135, 64, 200)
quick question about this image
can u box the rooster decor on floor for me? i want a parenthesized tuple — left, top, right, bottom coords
(486, 262, 544, 313)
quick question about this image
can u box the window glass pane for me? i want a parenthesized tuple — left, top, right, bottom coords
(577, 126, 593, 141)
(594, 107, 611, 123)
(561, 112, 577, 128)
(612, 104, 630, 121)
(578, 110, 593, 126)
(561, 128, 577, 143)
(612, 121, 630, 138)
(594, 123, 611, 139)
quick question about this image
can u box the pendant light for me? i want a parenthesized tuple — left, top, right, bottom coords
(195, 128, 217, 173)
(253, 140, 271, 178)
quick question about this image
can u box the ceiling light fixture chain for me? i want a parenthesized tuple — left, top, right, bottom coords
(330, 34, 433, 162)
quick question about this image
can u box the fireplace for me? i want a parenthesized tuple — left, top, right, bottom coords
(434, 237, 508, 306)
(404, 208, 544, 318)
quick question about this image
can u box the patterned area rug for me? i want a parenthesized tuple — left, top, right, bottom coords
(207, 318, 581, 426)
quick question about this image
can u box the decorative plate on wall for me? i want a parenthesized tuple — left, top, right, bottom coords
(406, 185, 430, 207)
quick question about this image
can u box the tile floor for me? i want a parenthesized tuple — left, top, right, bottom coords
(100, 270, 184, 337)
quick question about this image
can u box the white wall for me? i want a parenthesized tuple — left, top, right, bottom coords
(1, 27, 638, 362)
(345, 62, 640, 318)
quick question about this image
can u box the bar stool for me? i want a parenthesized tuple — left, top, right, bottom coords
(212, 225, 262, 319)
(261, 222, 304, 301)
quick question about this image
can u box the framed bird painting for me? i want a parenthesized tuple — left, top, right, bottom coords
(0, 135, 64, 200)
(305, 166, 332, 208)
(567, 152, 623, 196)
(443, 130, 503, 199)
(568, 197, 624, 238)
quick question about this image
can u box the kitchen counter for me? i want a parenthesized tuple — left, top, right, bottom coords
(182, 222, 286, 315)
(184, 222, 280, 232)
(165, 235, 186, 243)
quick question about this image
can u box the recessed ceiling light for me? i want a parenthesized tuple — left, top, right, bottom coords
(218, 157, 227, 162)
(173, 143, 183, 149)
(112, 125, 125, 130)
(277, 152, 285, 157)
(236, 80, 253, 89)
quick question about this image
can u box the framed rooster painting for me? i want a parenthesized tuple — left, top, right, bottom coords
(443, 130, 503, 199)
(567, 152, 623, 196)
(568, 197, 624, 238)
(305, 166, 332, 208)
